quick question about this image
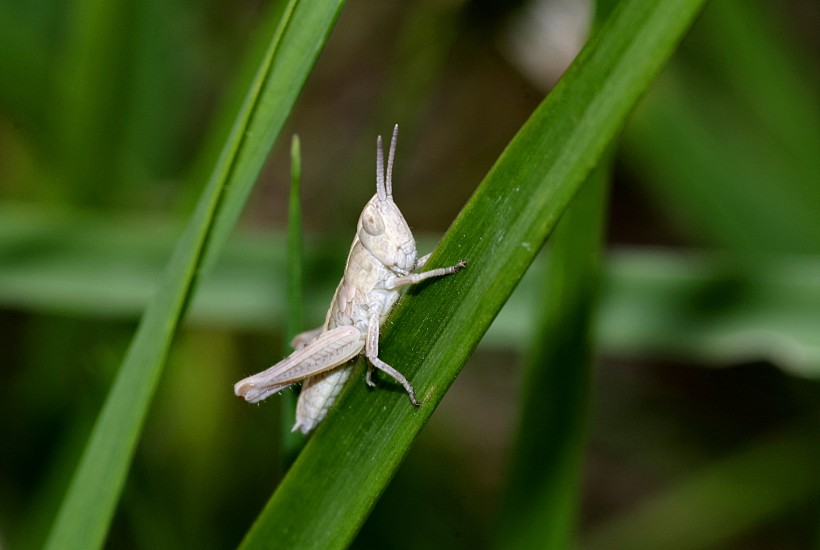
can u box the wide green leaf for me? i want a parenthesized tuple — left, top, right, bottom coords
(238, 1, 707, 548)
(43, 1, 346, 549)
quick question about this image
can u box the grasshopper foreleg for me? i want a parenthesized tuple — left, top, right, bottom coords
(386, 259, 467, 290)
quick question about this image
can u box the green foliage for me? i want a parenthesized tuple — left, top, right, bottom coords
(238, 1, 706, 547)
(281, 134, 306, 459)
(42, 1, 345, 548)
(1, 0, 819, 548)
(497, 157, 611, 549)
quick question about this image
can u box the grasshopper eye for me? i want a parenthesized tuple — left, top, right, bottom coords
(361, 206, 385, 236)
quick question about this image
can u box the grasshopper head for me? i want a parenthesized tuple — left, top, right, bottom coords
(357, 124, 417, 273)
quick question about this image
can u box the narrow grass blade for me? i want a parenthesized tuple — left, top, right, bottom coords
(281, 134, 306, 459)
(200, 1, 345, 273)
(497, 157, 610, 549)
(238, 1, 707, 548)
(286, 135, 305, 360)
(43, 2, 346, 549)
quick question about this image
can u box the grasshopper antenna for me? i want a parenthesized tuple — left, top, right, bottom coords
(376, 134, 387, 201)
(386, 124, 398, 199)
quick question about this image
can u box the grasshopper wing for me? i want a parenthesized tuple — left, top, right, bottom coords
(234, 325, 363, 404)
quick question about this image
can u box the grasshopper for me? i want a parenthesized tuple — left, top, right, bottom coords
(234, 125, 466, 433)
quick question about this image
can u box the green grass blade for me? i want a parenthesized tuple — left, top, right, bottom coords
(287, 135, 304, 354)
(200, 1, 345, 274)
(43, 2, 345, 549)
(623, 0, 820, 255)
(497, 157, 610, 549)
(496, 1, 613, 542)
(281, 134, 306, 459)
(693, 0, 820, 186)
(238, 1, 706, 548)
(623, 72, 820, 255)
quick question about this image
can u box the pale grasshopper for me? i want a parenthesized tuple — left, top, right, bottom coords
(234, 125, 466, 433)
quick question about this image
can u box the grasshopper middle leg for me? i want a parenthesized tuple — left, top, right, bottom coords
(365, 313, 420, 406)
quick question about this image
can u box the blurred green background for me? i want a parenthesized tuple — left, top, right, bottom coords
(1, 0, 819, 548)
